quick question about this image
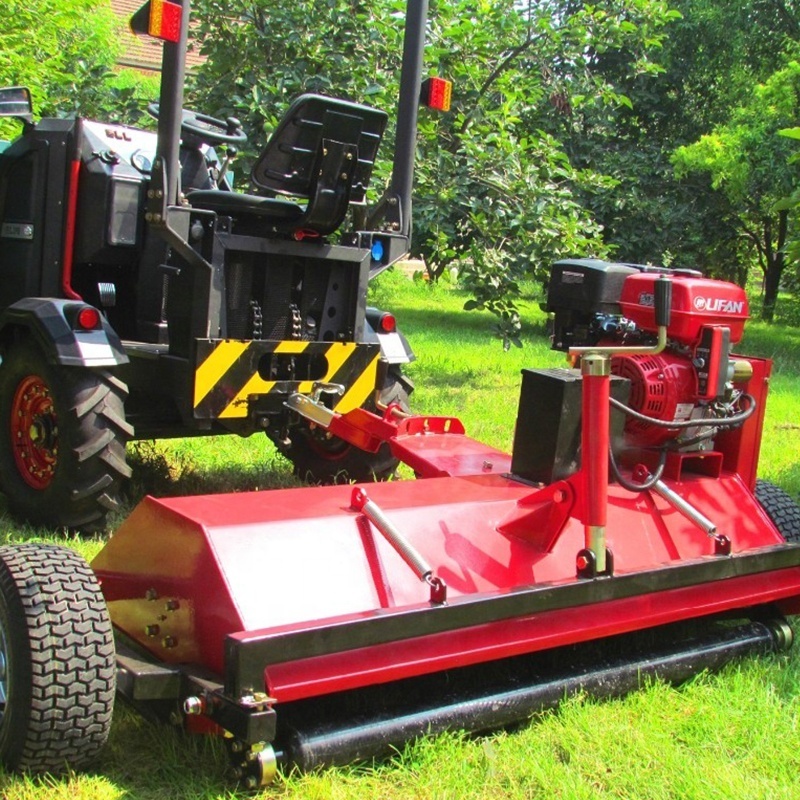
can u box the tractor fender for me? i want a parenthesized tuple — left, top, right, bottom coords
(365, 306, 415, 365)
(0, 298, 129, 367)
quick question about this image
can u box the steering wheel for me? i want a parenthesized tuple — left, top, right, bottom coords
(147, 103, 248, 146)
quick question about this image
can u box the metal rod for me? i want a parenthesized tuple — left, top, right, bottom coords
(351, 487, 432, 581)
(651, 478, 718, 537)
(581, 354, 610, 573)
(153, 0, 191, 207)
(279, 618, 786, 772)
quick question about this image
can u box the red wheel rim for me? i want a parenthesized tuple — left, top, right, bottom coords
(10, 375, 58, 490)
(305, 428, 350, 462)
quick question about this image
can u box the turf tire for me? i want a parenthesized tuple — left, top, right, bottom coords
(0, 543, 115, 773)
(755, 479, 800, 544)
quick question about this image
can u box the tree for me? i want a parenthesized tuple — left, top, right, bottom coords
(1, 0, 116, 119)
(189, 0, 678, 345)
(0, 0, 158, 137)
(673, 61, 800, 321)
(569, 0, 800, 283)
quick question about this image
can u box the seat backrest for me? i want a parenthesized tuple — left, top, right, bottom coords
(251, 94, 387, 206)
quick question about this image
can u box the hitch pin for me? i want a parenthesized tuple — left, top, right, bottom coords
(285, 383, 345, 429)
(351, 487, 447, 604)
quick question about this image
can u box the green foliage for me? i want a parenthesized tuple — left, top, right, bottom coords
(574, 0, 800, 294)
(0, 0, 159, 135)
(189, 0, 677, 335)
(0, 0, 118, 116)
(673, 61, 800, 320)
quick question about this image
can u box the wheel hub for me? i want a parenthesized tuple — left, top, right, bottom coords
(11, 375, 59, 490)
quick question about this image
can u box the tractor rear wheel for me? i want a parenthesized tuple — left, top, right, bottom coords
(283, 366, 413, 484)
(0, 340, 132, 532)
(755, 479, 800, 544)
(0, 544, 115, 773)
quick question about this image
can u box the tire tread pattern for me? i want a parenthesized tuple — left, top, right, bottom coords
(755, 479, 800, 544)
(0, 544, 115, 773)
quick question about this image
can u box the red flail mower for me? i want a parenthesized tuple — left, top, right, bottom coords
(1, 258, 799, 786)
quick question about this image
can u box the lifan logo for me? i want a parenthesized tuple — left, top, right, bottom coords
(693, 296, 745, 314)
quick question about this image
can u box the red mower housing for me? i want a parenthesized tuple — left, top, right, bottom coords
(85, 261, 800, 783)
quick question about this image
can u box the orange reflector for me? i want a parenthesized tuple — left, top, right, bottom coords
(422, 77, 452, 112)
(148, 0, 182, 42)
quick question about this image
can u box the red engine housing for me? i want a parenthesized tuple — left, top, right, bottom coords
(619, 274, 748, 345)
(611, 352, 697, 447)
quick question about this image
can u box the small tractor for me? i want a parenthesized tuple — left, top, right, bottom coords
(0, 0, 436, 531)
(1, 0, 800, 789)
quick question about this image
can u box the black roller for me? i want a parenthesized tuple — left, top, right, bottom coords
(276, 616, 791, 772)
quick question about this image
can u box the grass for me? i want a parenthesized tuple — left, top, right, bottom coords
(1, 269, 800, 799)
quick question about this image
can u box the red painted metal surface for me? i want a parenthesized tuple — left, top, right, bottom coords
(258, 567, 800, 701)
(90, 339, 799, 711)
(92, 459, 800, 701)
(582, 365, 610, 532)
(619, 273, 748, 344)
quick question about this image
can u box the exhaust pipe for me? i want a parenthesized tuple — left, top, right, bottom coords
(276, 617, 792, 772)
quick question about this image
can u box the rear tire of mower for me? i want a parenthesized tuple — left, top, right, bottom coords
(283, 366, 413, 485)
(0, 340, 132, 532)
(755, 479, 800, 544)
(0, 544, 115, 773)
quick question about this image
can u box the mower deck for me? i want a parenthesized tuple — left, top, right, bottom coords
(92, 442, 800, 769)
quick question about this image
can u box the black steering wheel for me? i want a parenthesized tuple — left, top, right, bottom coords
(147, 103, 248, 146)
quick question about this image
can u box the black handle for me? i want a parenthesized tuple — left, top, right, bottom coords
(654, 276, 672, 328)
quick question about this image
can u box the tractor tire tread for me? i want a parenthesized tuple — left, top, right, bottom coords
(0, 341, 132, 532)
(0, 544, 114, 773)
(755, 479, 800, 544)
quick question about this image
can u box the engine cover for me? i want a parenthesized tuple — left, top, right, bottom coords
(619, 273, 748, 345)
(611, 352, 697, 447)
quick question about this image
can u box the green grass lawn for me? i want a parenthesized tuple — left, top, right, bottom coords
(1, 269, 799, 799)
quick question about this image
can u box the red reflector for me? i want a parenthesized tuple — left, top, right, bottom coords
(77, 307, 101, 330)
(424, 77, 452, 112)
(379, 314, 397, 333)
(149, 0, 182, 42)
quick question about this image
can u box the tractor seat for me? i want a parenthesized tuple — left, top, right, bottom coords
(187, 93, 387, 237)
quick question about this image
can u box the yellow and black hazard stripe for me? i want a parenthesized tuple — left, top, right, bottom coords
(193, 339, 381, 420)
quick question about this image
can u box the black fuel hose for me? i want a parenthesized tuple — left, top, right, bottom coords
(608, 393, 756, 429)
(607, 394, 756, 492)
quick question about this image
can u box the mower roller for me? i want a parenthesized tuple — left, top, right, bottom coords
(2, 0, 800, 788)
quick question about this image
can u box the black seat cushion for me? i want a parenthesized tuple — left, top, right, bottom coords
(187, 189, 304, 221)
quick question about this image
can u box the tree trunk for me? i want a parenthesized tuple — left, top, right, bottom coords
(760, 209, 789, 322)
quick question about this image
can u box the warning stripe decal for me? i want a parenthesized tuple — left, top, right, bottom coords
(334, 351, 382, 414)
(193, 340, 380, 420)
(194, 340, 249, 407)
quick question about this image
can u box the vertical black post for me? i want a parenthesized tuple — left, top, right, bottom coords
(154, 0, 190, 206)
(138, 0, 191, 341)
(390, 0, 429, 238)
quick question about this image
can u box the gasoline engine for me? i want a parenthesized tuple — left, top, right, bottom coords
(522, 259, 757, 488)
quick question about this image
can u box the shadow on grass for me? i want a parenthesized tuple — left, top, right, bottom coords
(125, 440, 300, 505)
